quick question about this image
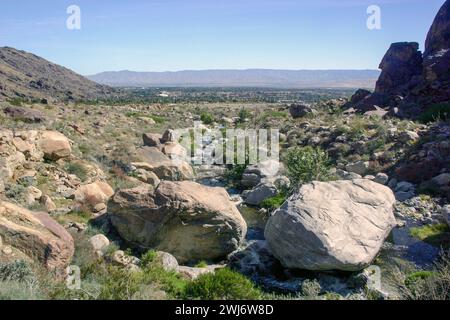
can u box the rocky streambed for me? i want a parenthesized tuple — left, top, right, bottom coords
(195, 163, 447, 298)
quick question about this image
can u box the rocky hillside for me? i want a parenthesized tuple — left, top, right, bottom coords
(0, 47, 118, 102)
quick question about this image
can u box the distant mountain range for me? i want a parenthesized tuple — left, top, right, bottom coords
(0, 47, 117, 102)
(87, 69, 380, 89)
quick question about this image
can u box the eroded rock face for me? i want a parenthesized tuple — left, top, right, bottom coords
(375, 42, 423, 96)
(109, 181, 247, 264)
(0, 201, 74, 271)
(422, 0, 450, 99)
(264, 179, 396, 271)
(424, 0, 450, 57)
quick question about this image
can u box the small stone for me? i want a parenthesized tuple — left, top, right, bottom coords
(89, 234, 110, 252)
(395, 191, 415, 202)
(432, 173, 450, 186)
(346, 161, 370, 176)
(41, 195, 57, 212)
(399, 131, 419, 143)
(155, 251, 179, 271)
(93, 203, 107, 214)
(442, 205, 450, 227)
(388, 178, 398, 189)
(2, 246, 13, 255)
(26, 186, 42, 200)
(395, 181, 415, 192)
(374, 173, 389, 185)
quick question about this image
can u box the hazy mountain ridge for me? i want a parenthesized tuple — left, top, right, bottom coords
(88, 69, 380, 88)
(0, 47, 117, 102)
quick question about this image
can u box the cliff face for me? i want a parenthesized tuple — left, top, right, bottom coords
(349, 0, 450, 118)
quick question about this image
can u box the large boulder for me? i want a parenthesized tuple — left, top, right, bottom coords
(109, 181, 247, 264)
(74, 181, 114, 207)
(38, 131, 71, 160)
(243, 183, 277, 206)
(241, 160, 282, 188)
(0, 201, 74, 271)
(264, 179, 396, 271)
(375, 42, 423, 96)
(289, 103, 316, 118)
(132, 146, 194, 181)
(143, 133, 163, 148)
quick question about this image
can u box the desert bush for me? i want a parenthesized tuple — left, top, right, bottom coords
(64, 162, 89, 181)
(399, 255, 450, 300)
(261, 192, 288, 210)
(419, 103, 450, 123)
(184, 268, 263, 300)
(301, 279, 322, 299)
(238, 108, 251, 123)
(284, 146, 331, 187)
(224, 164, 247, 185)
(200, 111, 215, 125)
(0, 261, 35, 283)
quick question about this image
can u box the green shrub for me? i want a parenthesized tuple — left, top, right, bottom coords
(224, 164, 247, 185)
(195, 261, 208, 268)
(419, 103, 450, 123)
(200, 112, 215, 125)
(261, 193, 288, 210)
(140, 250, 158, 268)
(284, 146, 331, 187)
(64, 162, 89, 181)
(301, 279, 322, 299)
(409, 223, 450, 248)
(0, 261, 35, 283)
(401, 255, 450, 300)
(7, 98, 24, 106)
(238, 108, 251, 123)
(405, 271, 436, 288)
(184, 268, 263, 300)
(0, 281, 42, 300)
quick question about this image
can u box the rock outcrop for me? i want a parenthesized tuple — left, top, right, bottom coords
(264, 179, 396, 271)
(289, 103, 317, 118)
(131, 146, 194, 181)
(0, 201, 74, 271)
(375, 42, 423, 96)
(348, 0, 450, 117)
(109, 181, 247, 263)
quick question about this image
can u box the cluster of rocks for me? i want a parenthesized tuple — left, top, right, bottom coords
(346, 0, 450, 117)
(0, 129, 114, 213)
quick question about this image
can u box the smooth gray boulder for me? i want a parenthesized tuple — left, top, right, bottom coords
(265, 179, 396, 271)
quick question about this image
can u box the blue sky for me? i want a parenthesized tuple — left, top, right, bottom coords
(0, 0, 444, 75)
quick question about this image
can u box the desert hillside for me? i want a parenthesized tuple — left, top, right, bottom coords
(0, 47, 118, 103)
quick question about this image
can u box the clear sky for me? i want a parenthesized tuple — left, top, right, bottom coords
(0, 0, 445, 75)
